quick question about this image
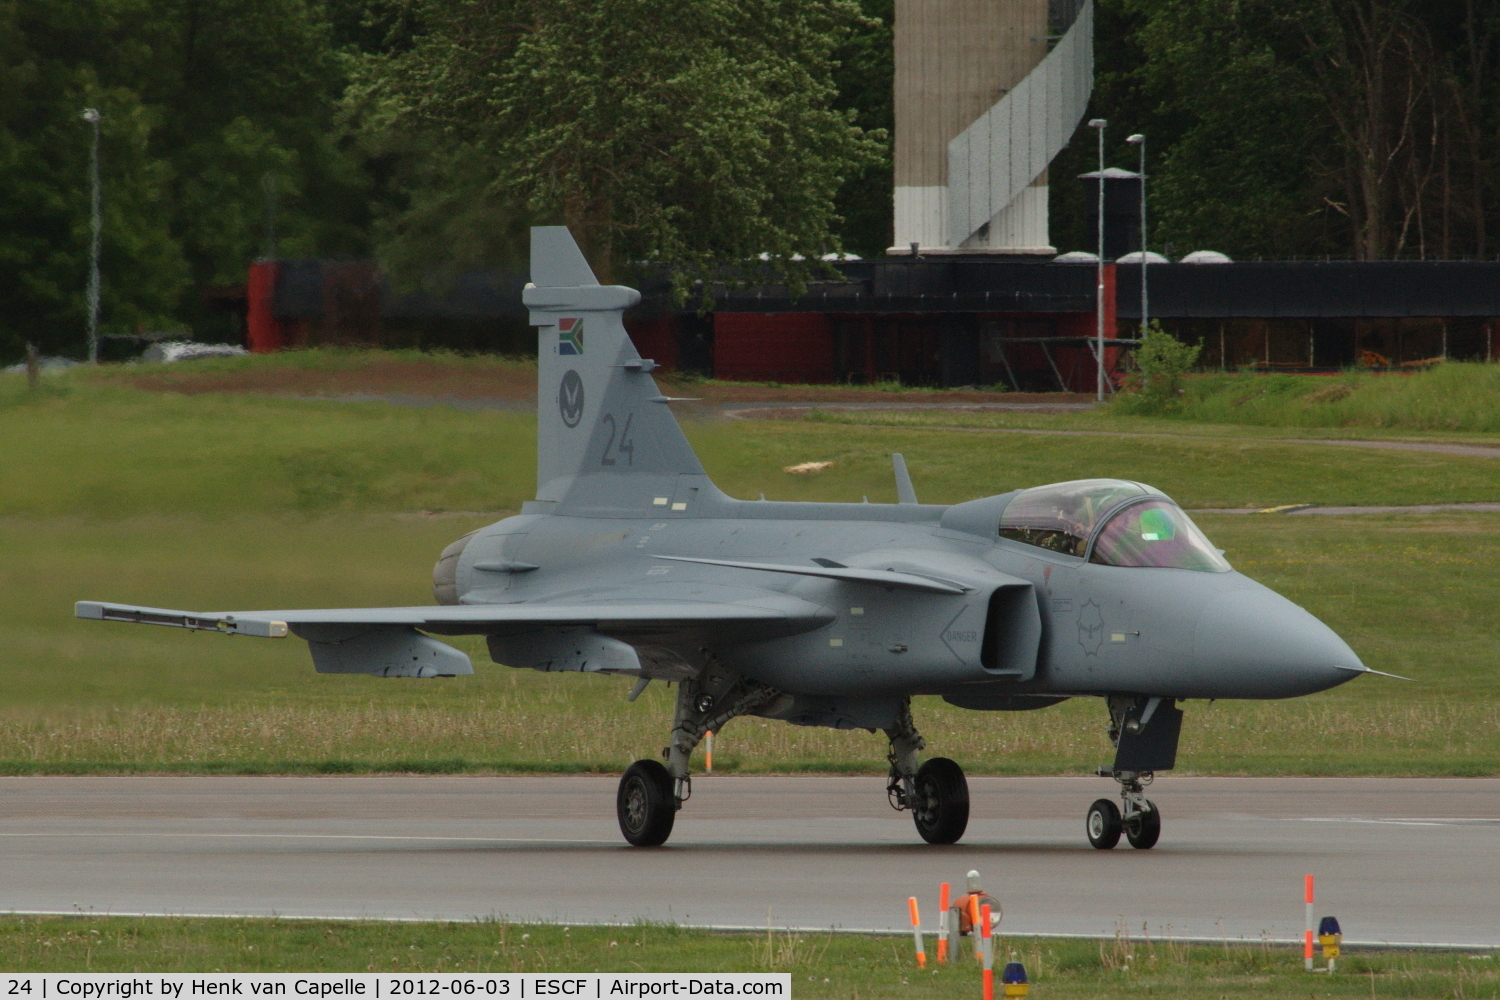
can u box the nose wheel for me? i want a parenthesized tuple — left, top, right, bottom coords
(1086, 798, 1121, 849)
(1087, 769, 1161, 850)
(1123, 800, 1161, 849)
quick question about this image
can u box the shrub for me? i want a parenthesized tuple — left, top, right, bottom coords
(1117, 322, 1201, 412)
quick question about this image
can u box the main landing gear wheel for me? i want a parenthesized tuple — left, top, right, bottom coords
(617, 759, 676, 847)
(1124, 801, 1161, 850)
(912, 757, 969, 845)
(1086, 798, 1122, 849)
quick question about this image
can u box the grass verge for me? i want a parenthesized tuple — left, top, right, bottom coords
(1112, 362, 1500, 433)
(10, 361, 1500, 514)
(796, 403, 1500, 447)
(0, 916, 1495, 998)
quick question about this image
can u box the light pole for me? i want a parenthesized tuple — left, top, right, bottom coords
(1088, 117, 1106, 402)
(1126, 133, 1147, 339)
(82, 107, 102, 364)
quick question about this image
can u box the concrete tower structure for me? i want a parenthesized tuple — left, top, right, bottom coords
(891, 0, 1094, 255)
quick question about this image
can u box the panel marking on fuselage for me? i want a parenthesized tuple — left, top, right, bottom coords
(1077, 599, 1105, 656)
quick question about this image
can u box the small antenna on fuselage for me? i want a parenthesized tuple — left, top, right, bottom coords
(892, 453, 918, 505)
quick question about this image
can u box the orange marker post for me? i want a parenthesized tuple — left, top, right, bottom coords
(705, 731, 713, 773)
(1304, 875, 1315, 971)
(908, 897, 926, 969)
(937, 882, 950, 964)
(981, 904, 994, 1000)
(970, 894, 983, 961)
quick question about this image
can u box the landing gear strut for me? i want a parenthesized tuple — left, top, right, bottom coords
(616, 662, 779, 847)
(885, 698, 969, 844)
(1086, 695, 1177, 850)
(1088, 769, 1159, 849)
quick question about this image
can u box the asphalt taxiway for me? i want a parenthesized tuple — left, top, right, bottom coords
(2, 775, 1495, 947)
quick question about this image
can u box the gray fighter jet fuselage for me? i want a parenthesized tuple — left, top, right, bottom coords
(79, 226, 1373, 850)
(449, 496, 1352, 708)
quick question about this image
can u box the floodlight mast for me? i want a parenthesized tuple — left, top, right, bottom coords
(1088, 118, 1106, 402)
(1127, 133, 1147, 338)
(82, 107, 102, 365)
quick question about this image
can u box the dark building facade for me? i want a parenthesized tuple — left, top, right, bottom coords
(1115, 261, 1499, 369)
(242, 256, 1500, 390)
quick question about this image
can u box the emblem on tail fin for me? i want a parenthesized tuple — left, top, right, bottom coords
(558, 370, 585, 427)
(526, 226, 706, 503)
(558, 317, 585, 356)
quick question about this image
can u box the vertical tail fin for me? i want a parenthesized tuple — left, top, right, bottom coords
(524, 227, 712, 513)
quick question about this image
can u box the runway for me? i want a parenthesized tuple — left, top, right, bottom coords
(2, 775, 1496, 947)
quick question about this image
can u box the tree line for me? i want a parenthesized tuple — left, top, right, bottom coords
(1052, 0, 1500, 264)
(3, 0, 1497, 363)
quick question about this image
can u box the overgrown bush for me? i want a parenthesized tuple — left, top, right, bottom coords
(1116, 322, 1201, 413)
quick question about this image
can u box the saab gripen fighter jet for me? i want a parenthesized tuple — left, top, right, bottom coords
(78, 227, 1377, 850)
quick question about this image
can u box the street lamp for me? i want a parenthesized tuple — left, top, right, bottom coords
(1126, 133, 1147, 339)
(82, 107, 102, 364)
(1088, 117, 1106, 402)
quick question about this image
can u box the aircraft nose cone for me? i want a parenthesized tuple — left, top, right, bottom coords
(1194, 588, 1362, 698)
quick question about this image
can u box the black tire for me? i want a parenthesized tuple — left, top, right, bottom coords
(912, 757, 969, 844)
(617, 759, 676, 847)
(1125, 800, 1161, 850)
(1087, 798, 1122, 849)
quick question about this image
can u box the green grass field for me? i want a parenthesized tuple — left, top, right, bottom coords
(2, 357, 1498, 775)
(1114, 361, 1500, 432)
(801, 403, 1500, 447)
(0, 916, 1495, 997)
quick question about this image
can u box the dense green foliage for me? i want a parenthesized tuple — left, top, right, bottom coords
(0, 0, 377, 361)
(5, 0, 1499, 361)
(1052, 0, 1500, 262)
(349, 0, 882, 299)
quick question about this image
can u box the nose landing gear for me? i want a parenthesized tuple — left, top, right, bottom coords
(1124, 796, 1161, 849)
(1086, 695, 1180, 850)
(1086, 771, 1159, 849)
(1086, 798, 1121, 849)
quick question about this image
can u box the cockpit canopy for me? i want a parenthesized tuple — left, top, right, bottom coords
(997, 478, 1230, 572)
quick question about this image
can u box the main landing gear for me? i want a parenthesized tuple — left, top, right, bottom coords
(616, 663, 779, 847)
(618, 759, 675, 847)
(885, 698, 969, 844)
(617, 685, 972, 847)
